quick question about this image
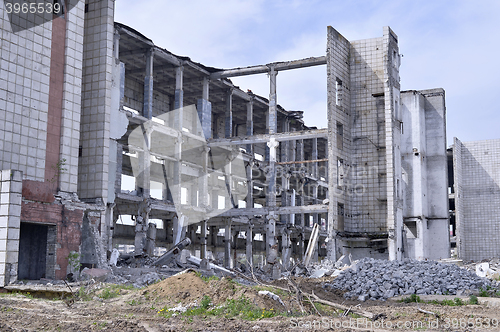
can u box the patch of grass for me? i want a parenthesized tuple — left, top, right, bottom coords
(157, 295, 280, 321)
(429, 297, 473, 306)
(127, 299, 140, 306)
(23, 292, 34, 300)
(347, 312, 363, 319)
(92, 321, 107, 329)
(77, 287, 92, 301)
(193, 271, 219, 283)
(479, 288, 489, 297)
(98, 284, 135, 300)
(400, 294, 421, 303)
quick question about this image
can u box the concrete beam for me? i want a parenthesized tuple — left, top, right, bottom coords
(207, 129, 328, 147)
(210, 56, 327, 79)
(220, 204, 328, 217)
(117, 26, 181, 66)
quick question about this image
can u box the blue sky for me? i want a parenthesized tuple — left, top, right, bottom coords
(115, 0, 500, 146)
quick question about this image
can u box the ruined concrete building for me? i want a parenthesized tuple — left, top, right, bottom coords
(449, 138, 500, 261)
(0, 0, 450, 285)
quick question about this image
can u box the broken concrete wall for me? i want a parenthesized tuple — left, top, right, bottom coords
(401, 89, 449, 260)
(454, 138, 500, 261)
(78, 0, 115, 201)
(328, 27, 404, 261)
(0, 170, 22, 286)
(349, 36, 388, 234)
(421, 89, 449, 259)
(20, 196, 84, 280)
(326, 26, 351, 261)
(453, 138, 464, 258)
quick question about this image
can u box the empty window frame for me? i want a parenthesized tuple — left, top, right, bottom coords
(335, 78, 343, 107)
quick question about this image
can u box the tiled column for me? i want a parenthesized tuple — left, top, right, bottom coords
(0, 170, 22, 287)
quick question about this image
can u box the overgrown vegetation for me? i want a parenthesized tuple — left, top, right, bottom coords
(194, 272, 219, 283)
(401, 294, 421, 303)
(157, 295, 280, 321)
(401, 293, 479, 306)
(98, 284, 135, 300)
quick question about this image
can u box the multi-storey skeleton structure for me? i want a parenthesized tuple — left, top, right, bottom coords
(0, 1, 450, 285)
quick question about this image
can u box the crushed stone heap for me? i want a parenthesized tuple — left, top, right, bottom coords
(323, 258, 497, 301)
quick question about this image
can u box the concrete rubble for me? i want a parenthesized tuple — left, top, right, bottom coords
(321, 258, 499, 301)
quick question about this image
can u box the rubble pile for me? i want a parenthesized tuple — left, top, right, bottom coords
(462, 258, 500, 280)
(323, 258, 497, 301)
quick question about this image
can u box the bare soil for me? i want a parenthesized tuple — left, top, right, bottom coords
(1, 272, 499, 331)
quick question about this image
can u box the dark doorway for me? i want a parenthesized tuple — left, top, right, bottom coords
(18, 223, 48, 280)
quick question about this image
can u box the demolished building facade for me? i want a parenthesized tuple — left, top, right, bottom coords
(450, 138, 500, 261)
(0, 0, 451, 286)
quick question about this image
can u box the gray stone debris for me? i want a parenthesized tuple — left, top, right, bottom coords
(132, 272, 161, 288)
(322, 258, 498, 301)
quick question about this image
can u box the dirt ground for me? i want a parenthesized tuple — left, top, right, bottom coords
(1, 272, 500, 332)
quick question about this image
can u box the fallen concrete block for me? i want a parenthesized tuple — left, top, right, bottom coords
(258, 290, 286, 308)
(109, 248, 120, 266)
(81, 268, 111, 282)
(187, 256, 234, 276)
(311, 268, 330, 278)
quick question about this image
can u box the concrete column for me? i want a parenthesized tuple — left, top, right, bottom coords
(174, 65, 184, 110)
(266, 213, 279, 278)
(282, 228, 292, 270)
(246, 224, 253, 267)
(200, 220, 207, 260)
(297, 139, 305, 227)
(312, 183, 319, 225)
(281, 120, 290, 224)
(313, 242, 319, 262)
(0, 170, 22, 286)
(113, 30, 120, 62)
(266, 137, 279, 276)
(267, 65, 277, 134)
(298, 233, 304, 261)
(172, 216, 179, 244)
(173, 65, 184, 244)
(286, 188, 294, 226)
(200, 146, 209, 263)
(105, 204, 115, 252)
(146, 223, 156, 256)
(197, 77, 212, 139)
(312, 137, 318, 178)
(173, 215, 186, 245)
(225, 88, 233, 138)
(246, 162, 253, 209)
(224, 219, 231, 269)
(165, 218, 173, 244)
(210, 226, 217, 247)
(143, 48, 154, 119)
(246, 99, 254, 154)
(232, 229, 238, 266)
(134, 199, 151, 255)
